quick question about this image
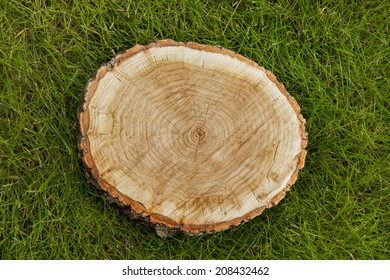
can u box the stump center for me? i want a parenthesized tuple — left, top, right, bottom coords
(195, 127, 206, 141)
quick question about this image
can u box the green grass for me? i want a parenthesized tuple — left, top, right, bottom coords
(1, 0, 389, 259)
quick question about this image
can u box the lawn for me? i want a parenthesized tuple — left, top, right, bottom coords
(0, 0, 388, 259)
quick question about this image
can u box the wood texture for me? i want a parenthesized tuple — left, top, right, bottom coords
(78, 40, 307, 236)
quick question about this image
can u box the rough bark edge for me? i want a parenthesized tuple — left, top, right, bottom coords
(78, 39, 308, 237)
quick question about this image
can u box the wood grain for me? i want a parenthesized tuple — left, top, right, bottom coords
(78, 40, 307, 236)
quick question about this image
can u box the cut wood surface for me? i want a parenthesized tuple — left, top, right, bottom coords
(78, 39, 307, 236)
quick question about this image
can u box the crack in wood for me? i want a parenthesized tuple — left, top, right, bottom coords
(161, 115, 179, 132)
(202, 104, 210, 126)
(191, 99, 197, 118)
(252, 189, 261, 204)
(194, 104, 210, 158)
(267, 139, 281, 188)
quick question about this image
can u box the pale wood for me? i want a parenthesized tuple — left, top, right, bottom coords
(78, 40, 307, 236)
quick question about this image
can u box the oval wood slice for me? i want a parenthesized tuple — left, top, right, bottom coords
(79, 40, 307, 237)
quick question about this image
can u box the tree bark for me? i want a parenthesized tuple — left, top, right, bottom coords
(78, 39, 307, 237)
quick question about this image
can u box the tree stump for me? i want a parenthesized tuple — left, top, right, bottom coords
(78, 40, 307, 237)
